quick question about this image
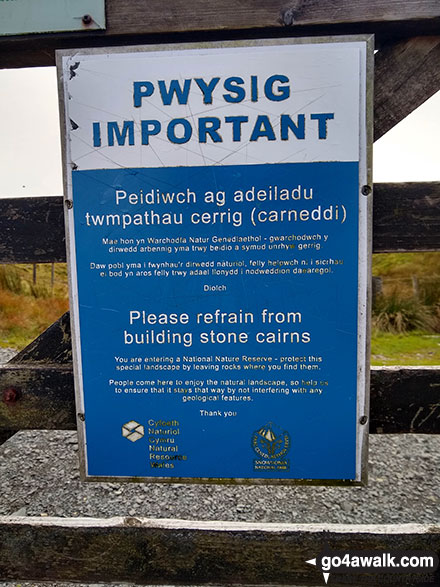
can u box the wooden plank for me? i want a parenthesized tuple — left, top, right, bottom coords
(0, 516, 439, 585)
(1, 1, 439, 69)
(373, 182, 440, 252)
(375, 36, 440, 140)
(0, 311, 72, 447)
(0, 314, 73, 437)
(104, 0, 440, 36)
(10, 312, 72, 365)
(0, 197, 65, 264)
(0, 364, 74, 431)
(370, 367, 440, 434)
(0, 430, 16, 445)
(1, 183, 439, 265)
(0, 0, 440, 67)
(1, 363, 439, 433)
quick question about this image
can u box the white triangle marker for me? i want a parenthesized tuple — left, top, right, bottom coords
(306, 556, 331, 584)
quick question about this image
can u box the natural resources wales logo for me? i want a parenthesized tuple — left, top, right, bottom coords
(122, 420, 145, 442)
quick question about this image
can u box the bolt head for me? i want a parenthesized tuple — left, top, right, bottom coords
(2, 387, 19, 404)
(361, 185, 372, 196)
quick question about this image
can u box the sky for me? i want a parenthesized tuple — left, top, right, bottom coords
(0, 66, 439, 197)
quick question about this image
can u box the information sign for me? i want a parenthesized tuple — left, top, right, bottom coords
(58, 38, 373, 484)
(0, 0, 105, 36)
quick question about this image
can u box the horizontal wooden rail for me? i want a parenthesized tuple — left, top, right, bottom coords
(0, 516, 439, 585)
(0, 197, 66, 264)
(1, 1, 439, 70)
(372, 182, 440, 252)
(0, 365, 74, 431)
(1, 364, 439, 433)
(1, 183, 439, 264)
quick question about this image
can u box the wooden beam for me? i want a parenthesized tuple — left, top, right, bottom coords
(104, 0, 440, 36)
(1, 183, 439, 265)
(1, 1, 440, 69)
(370, 366, 440, 434)
(373, 182, 440, 252)
(0, 364, 75, 431)
(0, 516, 439, 585)
(375, 36, 440, 140)
(0, 312, 72, 447)
(0, 197, 65, 264)
(0, 430, 16, 445)
(1, 363, 439, 433)
(10, 312, 72, 365)
(0, 313, 72, 444)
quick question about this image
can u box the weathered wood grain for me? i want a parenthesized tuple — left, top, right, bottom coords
(0, 364, 75, 431)
(1, 183, 439, 264)
(375, 36, 440, 140)
(1, 363, 439, 433)
(373, 182, 440, 252)
(0, 197, 65, 264)
(0, 315, 72, 443)
(104, 0, 440, 36)
(1, 0, 439, 70)
(10, 312, 72, 365)
(370, 367, 440, 434)
(0, 517, 438, 585)
(0, 431, 16, 445)
(0, 313, 71, 442)
(0, 314, 72, 446)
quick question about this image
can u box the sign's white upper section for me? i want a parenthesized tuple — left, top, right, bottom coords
(61, 41, 366, 170)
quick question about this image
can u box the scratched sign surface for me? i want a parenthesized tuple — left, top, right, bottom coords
(59, 38, 372, 484)
(0, 0, 105, 35)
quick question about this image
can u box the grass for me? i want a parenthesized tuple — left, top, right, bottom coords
(372, 252, 440, 279)
(0, 263, 68, 298)
(371, 331, 440, 366)
(372, 292, 438, 334)
(0, 264, 69, 349)
(371, 252, 440, 365)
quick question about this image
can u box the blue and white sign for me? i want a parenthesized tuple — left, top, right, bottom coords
(58, 38, 372, 484)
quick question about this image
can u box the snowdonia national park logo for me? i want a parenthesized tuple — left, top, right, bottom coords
(252, 421, 290, 472)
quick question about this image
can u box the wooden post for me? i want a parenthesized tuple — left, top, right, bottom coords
(412, 275, 420, 299)
(372, 276, 383, 304)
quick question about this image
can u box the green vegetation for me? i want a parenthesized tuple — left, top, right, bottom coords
(373, 252, 440, 279)
(0, 264, 69, 349)
(371, 252, 440, 365)
(371, 332, 440, 366)
(372, 293, 437, 334)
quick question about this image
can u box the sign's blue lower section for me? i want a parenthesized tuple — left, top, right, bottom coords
(72, 161, 360, 480)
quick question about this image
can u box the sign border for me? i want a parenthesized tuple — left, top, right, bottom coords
(57, 35, 373, 486)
